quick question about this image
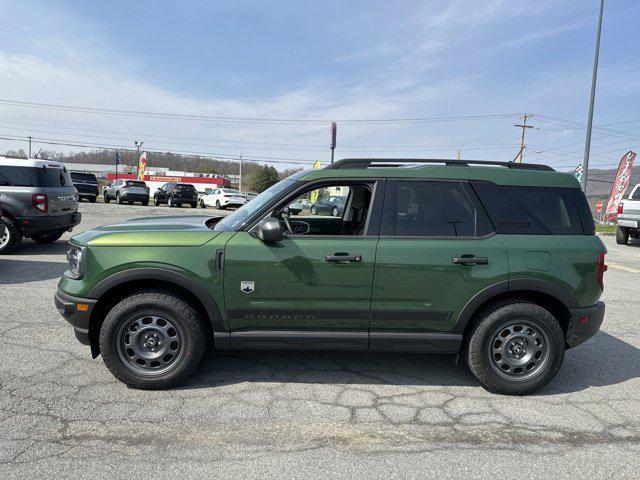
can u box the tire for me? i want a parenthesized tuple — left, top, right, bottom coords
(215, 200, 221, 209)
(466, 300, 565, 395)
(176, 202, 182, 208)
(31, 230, 64, 244)
(310, 206, 317, 215)
(154, 198, 160, 206)
(99, 290, 207, 389)
(616, 226, 629, 245)
(332, 206, 339, 217)
(190, 202, 197, 208)
(0, 217, 23, 254)
(200, 199, 206, 209)
(116, 193, 123, 205)
(89, 196, 97, 203)
(104, 195, 111, 204)
(168, 197, 174, 208)
(142, 200, 149, 206)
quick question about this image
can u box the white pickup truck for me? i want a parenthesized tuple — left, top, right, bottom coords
(617, 184, 640, 244)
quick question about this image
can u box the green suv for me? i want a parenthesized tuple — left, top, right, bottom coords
(55, 159, 606, 395)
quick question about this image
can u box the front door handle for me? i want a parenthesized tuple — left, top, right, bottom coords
(325, 252, 363, 263)
(452, 256, 488, 265)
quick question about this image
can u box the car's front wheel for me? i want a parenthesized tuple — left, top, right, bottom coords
(168, 197, 174, 207)
(99, 290, 207, 389)
(0, 217, 22, 254)
(332, 206, 340, 217)
(199, 199, 206, 209)
(616, 226, 629, 245)
(116, 193, 123, 204)
(466, 300, 565, 395)
(190, 202, 197, 208)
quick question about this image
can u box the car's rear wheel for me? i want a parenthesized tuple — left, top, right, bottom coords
(31, 230, 64, 244)
(89, 196, 97, 203)
(0, 217, 22, 254)
(332, 206, 339, 217)
(616, 226, 629, 245)
(215, 199, 223, 209)
(466, 300, 565, 395)
(190, 202, 197, 208)
(310, 206, 317, 215)
(104, 195, 111, 203)
(154, 197, 160, 206)
(99, 290, 207, 389)
(142, 200, 149, 206)
(199, 199, 206, 208)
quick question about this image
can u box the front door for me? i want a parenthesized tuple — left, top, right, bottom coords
(223, 181, 379, 349)
(370, 180, 508, 351)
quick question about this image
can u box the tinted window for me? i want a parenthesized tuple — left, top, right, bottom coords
(0, 166, 72, 187)
(384, 181, 478, 237)
(126, 181, 146, 187)
(472, 182, 584, 235)
(71, 172, 97, 183)
(177, 183, 196, 190)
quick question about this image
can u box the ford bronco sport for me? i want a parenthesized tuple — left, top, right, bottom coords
(55, 158, 606, 395)
(1, 156, 81, 254)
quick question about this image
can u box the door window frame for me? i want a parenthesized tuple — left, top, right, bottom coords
(380, 178, 494, 239)
(245, 178, 386, 238)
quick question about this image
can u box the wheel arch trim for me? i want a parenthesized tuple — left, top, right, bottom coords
(453, 278, 579, 334)
(87, 267, 225, 333)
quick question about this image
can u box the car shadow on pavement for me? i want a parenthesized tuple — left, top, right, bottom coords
(15, 240, 70, 256)
(0, 259, 68, 284)
(180, 331, 639, 393)
(183, 350, 478, 389)
(540, 331, 640, 395)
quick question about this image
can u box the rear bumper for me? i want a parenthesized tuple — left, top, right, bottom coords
(173, 196, 198, 203)
(18, 212, 81, 235)
(54, 290, 96, 346)
(76, 186, 99, 197)
(566, 301, 605, 348)
(618, 219, 639, 229)
(120, 192, 149, 201)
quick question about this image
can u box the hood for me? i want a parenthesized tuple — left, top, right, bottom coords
(72, 215, 224, 247)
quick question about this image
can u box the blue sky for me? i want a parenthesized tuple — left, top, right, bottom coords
(0, 0, 638, 171)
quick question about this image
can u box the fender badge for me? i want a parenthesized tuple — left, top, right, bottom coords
(241, 281, 255, 293)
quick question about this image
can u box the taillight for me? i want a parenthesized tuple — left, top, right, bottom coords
(32, 193, 48, 213)
(597, 251, 607, 289)
(618, 203, 624, 214)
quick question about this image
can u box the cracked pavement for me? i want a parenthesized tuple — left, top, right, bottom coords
(1, 202, 639, 478)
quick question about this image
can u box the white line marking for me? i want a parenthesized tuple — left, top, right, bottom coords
(608, 262, 640, 274)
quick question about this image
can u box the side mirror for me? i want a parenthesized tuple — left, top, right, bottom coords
(255, 217, 283, 243)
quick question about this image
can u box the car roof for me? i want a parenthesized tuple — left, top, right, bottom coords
(0, 156, 66, 169)
(298, 158, 579, 188)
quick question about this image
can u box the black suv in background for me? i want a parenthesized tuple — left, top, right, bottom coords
(153, 182, 198, 208)
(70, 171, 99, 203)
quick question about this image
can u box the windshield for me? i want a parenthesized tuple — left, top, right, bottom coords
(214, 178, 297, 231)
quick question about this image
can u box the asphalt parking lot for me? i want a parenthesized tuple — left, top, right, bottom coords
(1, 202, 639, 479)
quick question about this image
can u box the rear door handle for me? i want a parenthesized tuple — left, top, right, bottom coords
(325, 252, 363, 263)
(452, 256, 488, 265)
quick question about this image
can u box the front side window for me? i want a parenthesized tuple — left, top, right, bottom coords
(383, 181, 477, 237)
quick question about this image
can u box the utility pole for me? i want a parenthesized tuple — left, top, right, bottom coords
(27, 136, 32, 157)
(514, 114, 533, 162)
(330, 122, 337, 164)
(238, 151, 243, 192)
(134, 140, 143, 175)
(582, 0, 605, 194)
(456, 149, 461, 160)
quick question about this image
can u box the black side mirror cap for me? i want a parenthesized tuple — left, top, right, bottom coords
(255, 217, 283, 243)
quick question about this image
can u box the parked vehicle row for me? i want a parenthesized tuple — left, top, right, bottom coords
(0, 156, 82, 254)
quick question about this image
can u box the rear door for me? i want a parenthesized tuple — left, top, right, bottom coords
(36, 166, 78, 216)
(370, 179, 508, 350)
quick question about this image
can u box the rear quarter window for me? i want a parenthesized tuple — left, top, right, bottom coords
(471, 181, 589, 235)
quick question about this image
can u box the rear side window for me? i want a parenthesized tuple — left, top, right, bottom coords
(471, 181, 587, 235)
(0, 166, 72, 187)
(126, 181, 147, 187)
(382, 181, 488, 237)
(71, 172, 97, 183)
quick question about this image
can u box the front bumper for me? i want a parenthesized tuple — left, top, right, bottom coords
(18, 212, 81, 235)
(54, 290, 96, 346)
(566, 301, 605, 348)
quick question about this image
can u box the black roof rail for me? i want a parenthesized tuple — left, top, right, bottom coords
(325, 158, 554, 171)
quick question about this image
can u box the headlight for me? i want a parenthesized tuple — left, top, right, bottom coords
(65, 245, 85, 279)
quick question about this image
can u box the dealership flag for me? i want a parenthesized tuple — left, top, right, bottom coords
(604, 151, 636, 222)
(574, 163, 583, 183)
(137, 151, 148, 180)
